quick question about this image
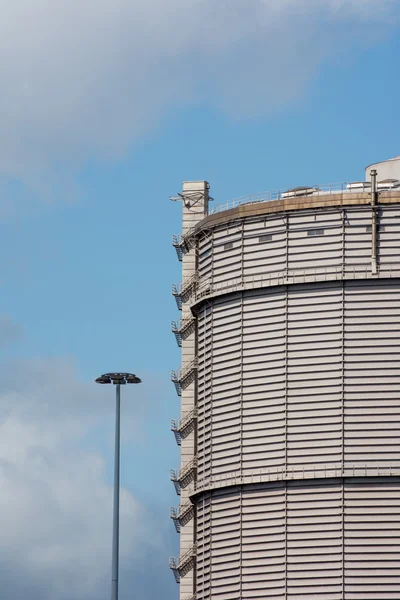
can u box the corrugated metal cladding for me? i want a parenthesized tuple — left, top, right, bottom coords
(173, 195, 400, 600)
(197, 205, 400, 289)
(197, 478, 400, 600)
(197, 279, 400, 481)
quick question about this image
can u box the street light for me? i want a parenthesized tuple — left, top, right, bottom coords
(95, 372, 142, 600)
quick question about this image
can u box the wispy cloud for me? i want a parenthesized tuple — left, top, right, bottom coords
(0, 315, 24, 346)
(0, 356, 171, 600)
(0, 0, 397, 194)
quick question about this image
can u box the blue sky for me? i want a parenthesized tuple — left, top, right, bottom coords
(0, 1, 400, 599)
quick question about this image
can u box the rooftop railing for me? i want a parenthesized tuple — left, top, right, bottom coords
(209, 181, 380, 215)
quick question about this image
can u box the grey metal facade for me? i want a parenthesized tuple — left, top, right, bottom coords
(170, 171, 400, 600)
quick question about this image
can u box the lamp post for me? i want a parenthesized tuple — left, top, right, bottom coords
(95, 372, 141, 600)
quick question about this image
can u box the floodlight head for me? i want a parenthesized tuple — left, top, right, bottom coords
(110, 373, 126, 385)
(126, 374, 141, 384)
(95, 375, 112, 384)
(95, 372, 142, 385)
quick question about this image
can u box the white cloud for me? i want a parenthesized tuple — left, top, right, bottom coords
(0, 0, 397, 193)
(0, 315, 23, 346)
(0, 356, 165, 600)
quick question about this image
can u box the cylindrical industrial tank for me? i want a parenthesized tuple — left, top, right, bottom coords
(170, 178, 400, 600)
(365, 156, 400, 183)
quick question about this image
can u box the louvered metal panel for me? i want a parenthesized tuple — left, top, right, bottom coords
(194, 479, 400, 599)
(194, 279, 400, 483)
(197, 205, 400, 292)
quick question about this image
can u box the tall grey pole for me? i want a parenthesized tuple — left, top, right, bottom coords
(111, 383, 121, 600)
(95, 373, 141, 598)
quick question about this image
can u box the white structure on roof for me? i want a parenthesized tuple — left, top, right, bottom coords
(366, 155, 400, 183)
(169, 158, 400, 599)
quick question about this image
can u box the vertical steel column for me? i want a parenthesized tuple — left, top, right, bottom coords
(239, 287, 244, 600)
(284, 213, 289, 597)
(201, 494, 205, 600)
(370, 169, 378, 274)
(192, 235, 200, 600)
(111, 383, 121, 600)
(238, 219, 245, 600)
(209, 300, 214, 600)
(342, 208, 346, 278)
(341, 278, 346, 599)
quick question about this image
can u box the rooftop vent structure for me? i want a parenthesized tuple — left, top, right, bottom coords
(281, 186, 316, 198)
(346, 181, 371, 190)
(377, 178, 400, 189)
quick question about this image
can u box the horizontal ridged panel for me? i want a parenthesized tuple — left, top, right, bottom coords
(198, 206, 400, 288)
(197, 477, 400, 600)
(195, 479, 400, 599)
(196, 279, 400, 482)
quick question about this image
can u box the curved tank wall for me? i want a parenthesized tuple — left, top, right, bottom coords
(196, 477, 400, 600)
(365, 157, 400, 182)
(195, 279, 400, 486)
(170, 187, 400, 600)
(195, 199, 400, 297)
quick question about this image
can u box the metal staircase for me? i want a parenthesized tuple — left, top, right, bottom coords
(171, 315, 196, 348)
(170, 369, 182, 396)
(170, 419, 181, 446)
(178, 457, 198, 487)
(170, 506, 181, 533)
(180, 407, 198, 432)
(170, 469, 181, 496)
(170, 501, 195, 533)
(172, 234, 184, 261)
(172, 283, 183, 310)
(169, 544, 197, 583)
(171, 458, 198, 495)
(171, 359, 198, 397)
(171, 320, 183, 347)
(171, 408, 198, 446)
(172, 274, 198, 310)
(172, 228, 196, 262)
(181, 273, 198, 298)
